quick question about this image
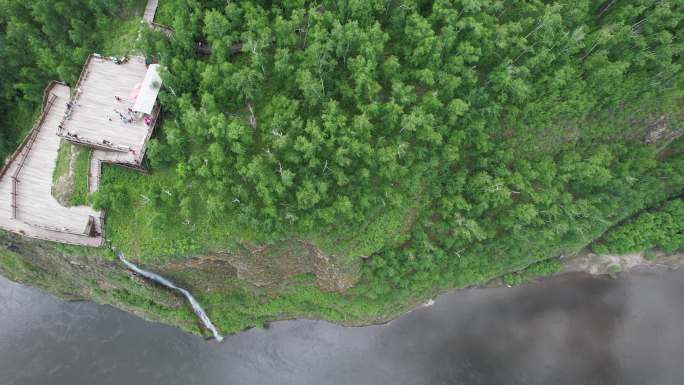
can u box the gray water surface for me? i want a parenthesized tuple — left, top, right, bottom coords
(2, 269, 684, 385)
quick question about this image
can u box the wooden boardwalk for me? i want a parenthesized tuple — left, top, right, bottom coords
(0, 3, 166, 247)
(143, 0, 158, 23)
(0, 83, 103, 246)
(142, 0, 172, 37)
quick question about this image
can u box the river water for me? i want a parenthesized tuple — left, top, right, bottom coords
(1, 269, 684, 385)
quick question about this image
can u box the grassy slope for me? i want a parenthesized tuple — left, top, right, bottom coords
(101, 157, 416, 263)
(7, 131, 684, 336)
(0, 231, 199, 335)
(593, 198, 684, 255)
(52, 140, 92, 206)
(52, 140, 71, 184)
(70, 146, 92, 205)
(91, 57, 684, 333)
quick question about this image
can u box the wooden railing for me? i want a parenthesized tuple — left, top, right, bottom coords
(23, 221, 81, 236)
(87, 152, 99, 193)
(142, 0, 172, 35)
(63, 136, 130, 152)
(98, 207, 106, 244)
(4, 227, 103, 246)
(0, 82, 62, 180)
(11, 174, 17, 219)
(74, 55, 95, 96)
(57, 54, 95, 136)
(150, 22, 173, 37)
(17, 219, 103, 244)
(136, 102, 161, 164)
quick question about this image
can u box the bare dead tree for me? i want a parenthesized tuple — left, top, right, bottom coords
(247, 102, 257, 129)
(597, 0, 617, 19)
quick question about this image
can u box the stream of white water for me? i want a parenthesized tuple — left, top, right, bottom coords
(115, 250, 223, 342)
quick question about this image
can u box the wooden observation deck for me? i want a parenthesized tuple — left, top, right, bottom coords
(0, 54, 162, 246)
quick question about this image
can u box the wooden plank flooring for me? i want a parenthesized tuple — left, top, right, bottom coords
(144, 0, 158, 23)
(0, 84, 103, 246)
(60, 56, 153, 159)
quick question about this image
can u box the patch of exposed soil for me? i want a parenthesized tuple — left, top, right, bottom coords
(642, 114, 684, 144)
(307, 241, 360, 291)
(159, 240, 360, 293)
(162, 254, 236, 271)
(157, 254, 238, 292)
(227, 241, 315, 291)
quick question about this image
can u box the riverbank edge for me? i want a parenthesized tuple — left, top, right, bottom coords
(3, 224, 681, 339)
(330, 249, 684, 330)
(0, 231, 203, 335)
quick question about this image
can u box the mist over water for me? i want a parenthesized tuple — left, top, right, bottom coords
(2, 269, 684, 385)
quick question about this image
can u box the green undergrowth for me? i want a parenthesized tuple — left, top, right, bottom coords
(95, 125, 420, 268)
(0, 103, 40, 164)
(0, 250, 55, 289)
(71, 146, 92, 206)
(305, 188, 421, 262)
(501, 259, 563, 286)
(0, 234, 199, 335)
(95, 164, 251, 262)
(52, 140, 71, 183)
(164, 265, 426, 332)
(152, 1, 175, 27)
(594, 198, 684, 255)
(178, 250, 566, 334)
(608, 265, 623, 277)
(101, 11, 147, 57)
(95, 133, 684, 334)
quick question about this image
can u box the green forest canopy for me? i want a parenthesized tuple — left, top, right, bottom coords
(2, 0, 684, 315)
(595, 198, 684, 255)
(133, 0, 684, 292)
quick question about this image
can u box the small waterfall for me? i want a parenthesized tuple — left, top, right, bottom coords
(116, 250, 224, 342)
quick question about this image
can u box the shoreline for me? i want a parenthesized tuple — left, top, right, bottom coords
(324, 249, 684, 330)
(225, 249, 684, 333)
(2, 227, 682, 339)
